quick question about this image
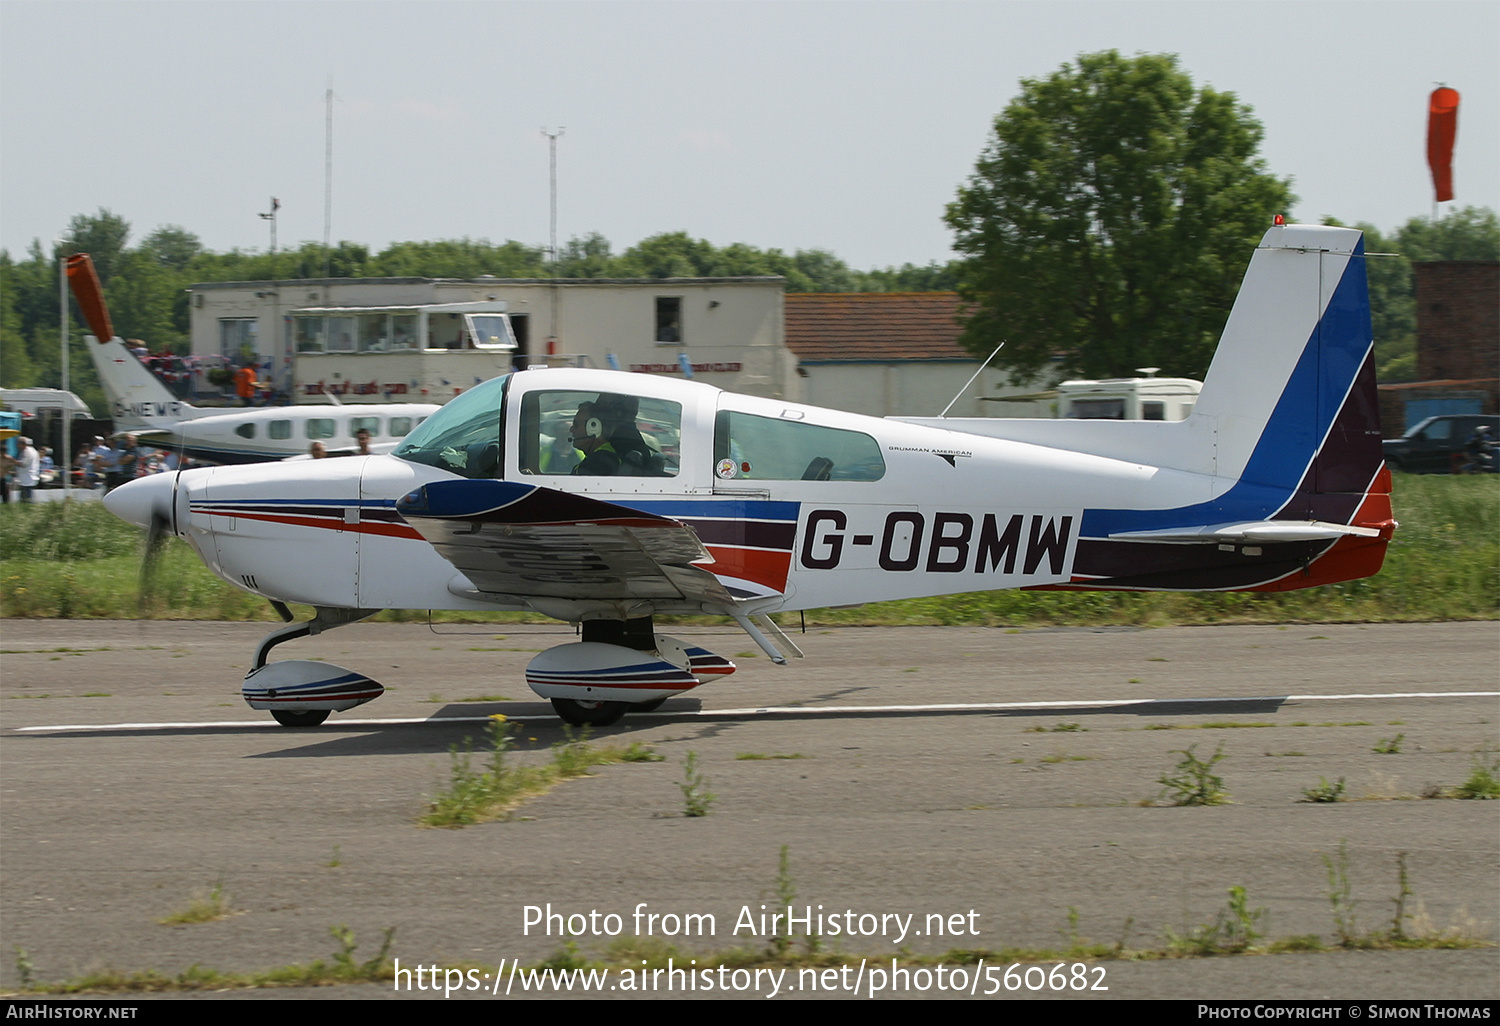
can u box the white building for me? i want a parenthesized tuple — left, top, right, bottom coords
(189, 276, 790, 404)
(189, 277, 1057, 418)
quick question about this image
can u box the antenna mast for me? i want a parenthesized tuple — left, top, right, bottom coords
(541, 126, 565, 357)
(323, 80, 333, 279)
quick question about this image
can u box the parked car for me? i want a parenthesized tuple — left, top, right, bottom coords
(1383, 414, 1500, 473)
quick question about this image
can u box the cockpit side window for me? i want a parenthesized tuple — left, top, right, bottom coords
(713, 410, 884, 482)
(392, 375, 508, 478)
(519, 390, 680, 477)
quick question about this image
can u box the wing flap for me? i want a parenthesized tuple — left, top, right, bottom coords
(397, 479, 735, 605)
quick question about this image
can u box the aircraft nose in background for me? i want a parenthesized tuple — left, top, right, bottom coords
(103, 473, 174, 529)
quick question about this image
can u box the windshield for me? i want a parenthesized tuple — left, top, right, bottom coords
(392, 374, 509, 478)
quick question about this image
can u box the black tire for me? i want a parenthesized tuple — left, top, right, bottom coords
(272, 709, 331, 727)
(550, 698, 627, 727)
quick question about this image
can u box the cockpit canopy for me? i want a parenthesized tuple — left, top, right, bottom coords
(393, 371, 883, 484)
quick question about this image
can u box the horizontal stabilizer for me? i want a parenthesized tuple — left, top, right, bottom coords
(1109, 521, 1384, 544)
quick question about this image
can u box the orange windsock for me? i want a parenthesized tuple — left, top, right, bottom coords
(65, 253, 113, 342)
(1427, 86, 1460, 203)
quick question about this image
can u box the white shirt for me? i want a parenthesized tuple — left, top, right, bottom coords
(16, 444, 40, 487)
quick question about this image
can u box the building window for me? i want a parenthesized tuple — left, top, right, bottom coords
(655, 297, 682, 344)
(219, 319, 259, 363)
(357, 314, 387, 353)
(294, 317, 325, 353)
(326, 316, 356, 352)
(391, 314, 417, 350)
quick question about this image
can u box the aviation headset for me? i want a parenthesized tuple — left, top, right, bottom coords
(576, 403, 606, 439)
(582, 395, 638, 439)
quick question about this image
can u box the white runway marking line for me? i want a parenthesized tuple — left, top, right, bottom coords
(9, 691, 1498, 733)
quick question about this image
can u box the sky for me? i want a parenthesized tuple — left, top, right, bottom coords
(2, 1, 1496, 271)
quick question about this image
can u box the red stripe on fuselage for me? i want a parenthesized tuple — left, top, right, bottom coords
(197, 509, 424, 540)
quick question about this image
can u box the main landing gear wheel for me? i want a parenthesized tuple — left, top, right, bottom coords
(550, 698, 627, 727)
(272, 709, 331, 727)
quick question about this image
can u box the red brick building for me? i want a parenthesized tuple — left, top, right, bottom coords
(1378, 261, 1498, 433)
(1414, 262, 1499, 381)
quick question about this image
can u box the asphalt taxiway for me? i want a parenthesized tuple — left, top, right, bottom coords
(1, 619, 1496, 999)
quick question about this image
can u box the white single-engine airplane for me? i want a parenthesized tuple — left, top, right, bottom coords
(67, 256, 438, 463)
(101, 223, 1395, 727)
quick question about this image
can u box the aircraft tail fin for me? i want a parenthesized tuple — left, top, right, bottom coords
(1190, 223, 1386, 508)
(66, 252, 200, 432)
(1077, 223, 1394, 591)
(84, 335, 201, 432)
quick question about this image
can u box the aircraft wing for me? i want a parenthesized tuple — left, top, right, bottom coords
(395, 479, 737, 606)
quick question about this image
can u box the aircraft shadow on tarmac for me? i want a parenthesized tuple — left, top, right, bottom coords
(14, 695, 1292, 760)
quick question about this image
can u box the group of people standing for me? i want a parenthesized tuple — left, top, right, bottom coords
(72, 435, 180, 491)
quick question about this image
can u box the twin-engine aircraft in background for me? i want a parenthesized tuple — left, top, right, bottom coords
(67, 256, 438, 464)
(101, 223, 1396, 727)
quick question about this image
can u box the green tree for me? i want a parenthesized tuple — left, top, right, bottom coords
(60, 208, 132, 285)
(140, 225, 203, 272)
(0, 252, 39, 387)
(368, 238, 542, 279)
(555, 232, 615, 278)
(613, 232, 718, 278)
(945, 51, 1294, 383)
(1395, 206, 1499, 262)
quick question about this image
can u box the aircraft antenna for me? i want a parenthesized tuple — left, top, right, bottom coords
(938, 341, 1005, 418)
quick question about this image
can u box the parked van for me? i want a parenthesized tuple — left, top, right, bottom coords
(0, 388, 95, 420)
(1056, 373, 1201, 421)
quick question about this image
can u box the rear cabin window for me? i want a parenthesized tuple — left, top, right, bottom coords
(388, 416, 413, 437)
(269, 420, 292, 440)
(305, 419, 335, 440)
(713, 411, 884, 482)
(349, 416, 380, 437)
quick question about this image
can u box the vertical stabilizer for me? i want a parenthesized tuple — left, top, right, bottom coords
(67, 251, 202, 433)
(85, 335, 201, 432)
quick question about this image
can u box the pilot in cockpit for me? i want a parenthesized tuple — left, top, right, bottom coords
(569, 394, 661, 476)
